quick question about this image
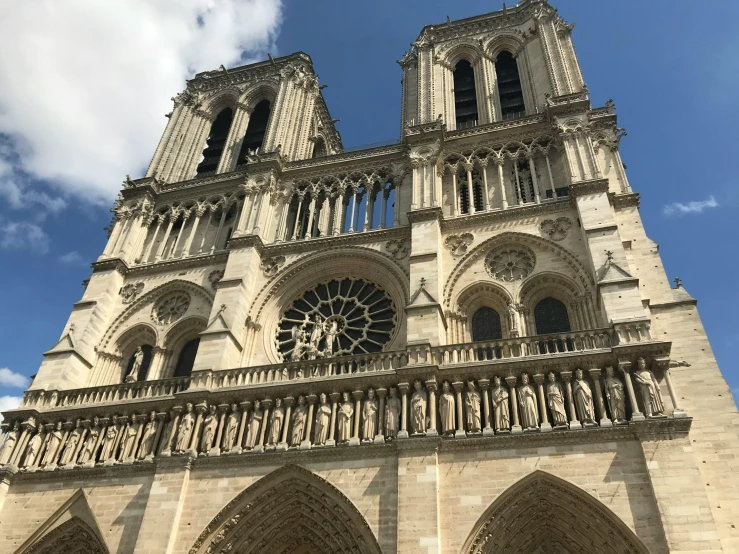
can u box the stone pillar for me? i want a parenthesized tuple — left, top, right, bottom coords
(151, 413, 166, 460)
(279, 397, 293, 451)
(188, 404, 206, 456)
(300, 395, 316, 450)
(255, 399, 271, 453)
(662, 367, 687, 418)
(527, 154, 542, 204)
(505, 376, 523, 434)
(589, 368, 612, 427)
(478, 379, 494, 436)
(327, 393, 339, 447)
(560, 371, 582, 430)
(211, 404, 228, 456)
(619, 362, 645, 421)
(397, 382, 410, 439)
(452, 382, 466, 438)
(350, 391, 362, 446)
(375, 388, 387, 444)
(425, 380, 438, 437)
(533, 374, 552, 432)
(495, 158, 508, 209)
(235, 401, 250, 453)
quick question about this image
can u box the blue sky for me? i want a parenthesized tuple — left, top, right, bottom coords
(0, 0, 737, 411)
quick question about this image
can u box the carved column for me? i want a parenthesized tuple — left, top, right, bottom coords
(464, 163, 475, 214)
(450, 170, 458, 216)
(350, 391, 363, 446)
(545, 152, 557, 199)
(560, 371, 582, 430)
(425, 380, 438, 437)
(301, 395, 316, 449)
(452, 382, 467, 438)
(478, 379, 494, 436)
(527, 153, 542, 204)
(505, 376, 523, 434)
(480, 160, 490, 211)
(495, 158, 508, 209)
(619, 362, 645, 421)
(236, 401, 250, 453)
(588, 369, 612, 427)
(534, 374, 552, 432)
(278, 397, 293, 451)
(151, 413, 166, 460)
(662, 366, 687, 418)
(326, 393, 339, 447)
(188, 404, 206, 455)
(210, 208, 228, 253)
(375, 388, 387, 444)
(181, 207, 203, 257)
(255, 399, 272, 453)
(154, 212, 175, 261)
(212, 404, 229, 456)
(397, 382, 410, 439)
(392, 183, 401, 227)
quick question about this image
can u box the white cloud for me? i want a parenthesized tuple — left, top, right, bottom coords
(663, 196, 719, 216)
(0, 368, 29, 389)
(0, 219, 49, 254)
(0, 0, 284, 206)
(58, 250, 86, 265)
(0, 396, 22, 421)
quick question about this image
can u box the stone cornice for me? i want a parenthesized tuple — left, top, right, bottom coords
(440, 198, 573, 232)
(569, 179, 610, 197)
(125, 252, 228, 278)
(445, 114, 547, 141)
(287, 144, 405, 171)
(611, 192, 640, 209)
(407, 206, 443, 224)
(258, 226, 409, 257)
(228, 234, 265, 252)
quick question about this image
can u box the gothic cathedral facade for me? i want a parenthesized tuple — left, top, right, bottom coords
(1, 1, 737, 553)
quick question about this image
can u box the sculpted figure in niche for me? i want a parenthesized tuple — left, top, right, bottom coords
(99, 416, 119, 461)
(410, 380, 427, 435)
(244, 400, 263, 449)
(324, 319, 339, 356)
(362, 388, 378, 442)
(337, 392, 354, 444)
(268, 398, 285, 448)
(466, 380, 482, 433)
(518, 374, 539, 430)
(175, 403, 195, 453)
(633, 357, 665, 417)
(491, 376, 510, 432)
(573, 369, 596, 425)
(120, 415, 141, 461)
(78, 417, 101, 464)
(290, 326, 307, 362)
(507, 301, 519, 332)
(23, 427, 45, 468)
(314, 393, 331, 446)
(307, 314, 324, 359)
(439, 381, 456, 436)
(201, 405, 218, 453)
(385, 387, 401, 439)
(546, 373, 568, 428)
(125, 347, 144, 383)
(0, 422, 19, 465)
(604, 367, 627, 423)
(42, 422, 64, 466)
(222, 404, 240, 452)
(291, 396, 308, 447)
(137, 412, 158, 459)
(60, 420, 83, 465)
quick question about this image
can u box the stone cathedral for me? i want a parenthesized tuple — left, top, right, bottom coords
(1, 1, 737, 553)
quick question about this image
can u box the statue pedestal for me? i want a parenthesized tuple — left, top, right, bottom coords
(482, 428, 495, 437)
(672, 409, 688, 419)
(325, 439, 335, 447)
(630, 412, 645, 422)
(539, 422, 553, 433)
(348, 437, 360, 446)
(569, 421, 583, 430)
(208, 447, 221, 457)
(299, 440, 312, 450)
(373, 434, 385, 445)
(599, 418, 613, 428)
(276, 443, 288, 452)
(397, 430, 409, 439)
(252, 445, 264, 453)
(511, 425, 523, 435)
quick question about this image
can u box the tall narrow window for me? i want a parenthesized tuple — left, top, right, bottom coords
(472, 307, 503, 341)
(312, 137, 326, 158)
(196, 108, 234, 177)
(238, 99, 271, 164)
(495, 51, 525, 120)
(458, 168, 484, 214)
(173, 338, 200, 378)
(534, 297, 571, 335)
(453, 60, 478, 128)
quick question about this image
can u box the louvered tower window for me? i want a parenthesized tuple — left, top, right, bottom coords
(534, 298, 571, 334)
(471, 307, 503, 341)
(195, 108, 234, 177)
(453, 60, 478, 128)
(495, 51, 526, 119)
(238, 99, 271, 163)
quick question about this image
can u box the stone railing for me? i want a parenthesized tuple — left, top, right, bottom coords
(190, 350, 408, 389)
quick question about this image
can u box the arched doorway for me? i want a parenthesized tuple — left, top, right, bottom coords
(461, 471, 650, 554)
(188, 465, 382, 554)
(18, 516, 109, 554)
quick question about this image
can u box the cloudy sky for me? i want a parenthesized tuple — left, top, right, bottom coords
(0, 0, 737, 413)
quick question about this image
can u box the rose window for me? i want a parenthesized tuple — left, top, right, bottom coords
(153, 293, 191, 325)
(276, 278, 396, 361)
(484, 248, 535, 282)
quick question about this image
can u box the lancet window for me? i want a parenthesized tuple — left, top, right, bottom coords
(311, 137, 326, 158)
(458, 167, 484, 214)
(534, 297, 571, 335)
(495, 50, 526, 120)
(196, 108, 234, 177)
(237, 99, 271, 164)
(453, 59, 478, 128)
(471, 307, 502, 341)
(173, 338, 200, 378)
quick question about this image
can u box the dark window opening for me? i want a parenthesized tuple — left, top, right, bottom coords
(238, 100, 271, 164)
(196, 108, 234, 177)
(312, 137, 326, 158)
(471, 307, 503, 342)
(458, 169, 484, 214)
(495, 51, 526, 119)
(124, 344, 153, 382)
(534, 297, 571, 335)
(545, 187, 570, 199)
(453, 60, 478, 127)
(173, 338, 200, 378)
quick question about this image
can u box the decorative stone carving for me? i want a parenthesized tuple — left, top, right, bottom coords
(314, 393, 331, 446)
(136, 412, 158, 459)
(604, 366, 627, 423)
(385, 238, 409, 260)
(491, 376, 511, 432)
(174, 403, 195, 453)
(125, 347, 144, 383)
(546, 373, 568, 428)
(385, 387, 401, 440)
(465, 380, 482, 433)
(99, 417, 119, 462)
(244, 400, 263, 449)
(268, 398, 285, 448)
(440, 381, 456, 435)
(337, 392, 354, 444)
(633, 357, 665, 417)
(201, 405, 218, 453)
(573, 369, 596, 425)
(539, 217, 572, 241)
(222, 404, 240, 452)
(153, 292, 191, 325)
(59, 419, 83, 466)
(78, 417, 101, 464)
(484, 247, 536, 282)
(410, 380, 427, 435)
(41, 421, 64, 466)
(208, 269, 224, 290)
(119, 414, 141, 461)
(23, 427, 44, 468)
(361, 388, 378, 443)
(444, 233, 474, 256)
(0, 422, 19, 465)
(261, 255, 286, 277)
(120, 281, 144, 303)
(291, 396, 308, 447)
(518, 373, 539, 430)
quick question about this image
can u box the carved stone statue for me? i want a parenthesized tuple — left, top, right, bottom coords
(362, 388, 378, 442)
(314, 393, 331, 446)
(573, 369, 596, 425)
(291, 396, 308, 447)
(78, 417, 101, 464)
(439, 381, 456, 435)
(507, 301, 518, 332)
(604, 367, 627, 423)
(126, 346, 144, 383)
(290, 326, 307, 362)
(465, 380, 482, 433)
(385, 387, 401, 439)
(244, 400, 263, 449)
(99, 417, 119, 462)
(410, 380, 427, 435)
(268, 398, 285, 447)
(120, 415, 141, 461)
(518, 374, 539, 430)
(633, 357, 665, 417)
(0, 422, 19, 465)
(323, 319, 339, 356)
(60, 420, 83, 465)
(222, 404, 240, 452)
(201, 405, 218, 454)
(546, 373, 568, 427)
(23, 428, 45, 468)
(175, 403, 195, 453)
(137, 412, 158, 459)
(42, 422, 64, 466)
(337, 392, 354, 443)
(307, 314, 324, 359)
(491, 376, 510, 432)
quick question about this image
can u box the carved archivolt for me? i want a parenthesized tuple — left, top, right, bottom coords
(462, 471, 650, 554)
(188, 465, 382, 554)
(540, 217, 572, 241)
(19, 516, 109, 554)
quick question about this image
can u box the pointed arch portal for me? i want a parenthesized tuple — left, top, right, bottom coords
(18, 517, 108, 554)
(462, 471, 650, 554)
(189, 465, 382, 554)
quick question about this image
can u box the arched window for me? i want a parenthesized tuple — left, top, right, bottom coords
(238, 99, 271, 164)
(534, 297, 571, 335)
(124, 344, 153, 382)
(458, 168, 484, 214)
(495, 51, 525, 120)
(472, 307, 502, 341)
(196, 108, 234, 177)
(173, 338, 200, 378)
(312, 137, 326, 158)
(453, 59, 478, 128)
